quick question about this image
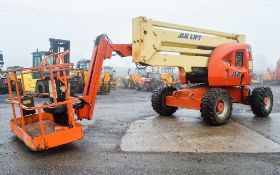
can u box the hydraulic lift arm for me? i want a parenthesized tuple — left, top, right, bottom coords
(75, 35, 132, 120)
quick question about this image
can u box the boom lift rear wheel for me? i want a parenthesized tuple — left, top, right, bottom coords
(200, 88, 232, 125)
(250, 87, 273, 117)
(152, 86, 178, 116)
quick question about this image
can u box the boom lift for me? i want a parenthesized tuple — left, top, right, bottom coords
(70, 15, 273, 123)
(122, 68, 146, 89)
(263, 58, 280, 84)
(136, 67, 178, 91)
(135, 67, 161, 91)
(78, 17, 272, 124)
(5, 17, 273, 151)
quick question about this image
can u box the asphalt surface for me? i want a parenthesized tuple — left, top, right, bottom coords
(0, 87, 280, 175)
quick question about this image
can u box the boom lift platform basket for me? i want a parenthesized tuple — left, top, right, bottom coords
(5, 51, 83, 151)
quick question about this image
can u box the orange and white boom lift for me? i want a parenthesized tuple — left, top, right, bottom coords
(5, 17, 273, 151)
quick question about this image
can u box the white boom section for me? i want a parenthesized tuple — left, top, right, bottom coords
(132, 16, 245, 72)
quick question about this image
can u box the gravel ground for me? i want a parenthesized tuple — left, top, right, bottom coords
(0, 87, 280, 175)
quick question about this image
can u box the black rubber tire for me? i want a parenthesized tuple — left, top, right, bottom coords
(136, 84, 141, 91)
(77, 79, 84, 93)
(250, 87, 273, 117)
(151, 86, 178, 116)
(123, 79, 128, 89)
(70, 84, 76, 97)
(71, 76, 84, 94)
(18, 81, 23, 95)
(107, 83, 111, 93)
(10, 80, 23, 95)
(129, 80, 135, 89)
(151, 83, 158, 92)
(200, 88, 232, 126)
(100, 84, 107, 95)
(143, 82, 151, 92)
(36, 80, 49, 94)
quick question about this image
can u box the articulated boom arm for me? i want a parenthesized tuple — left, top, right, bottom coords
(75, 34, 131, 120)
(132, 17, 245, 73)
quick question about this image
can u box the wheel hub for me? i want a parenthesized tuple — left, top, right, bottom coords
(215, 99, 228, 120)
(216, 101, 225, 113)
(264, 96, 271, 110)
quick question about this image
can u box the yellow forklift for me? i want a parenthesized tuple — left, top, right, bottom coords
(18, 38, 77, 96)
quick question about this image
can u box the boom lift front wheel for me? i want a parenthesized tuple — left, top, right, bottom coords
(152, 86, 178, 116)
(200, 88, 232, 126)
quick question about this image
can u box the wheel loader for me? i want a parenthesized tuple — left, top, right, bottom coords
(4, 17, 273, 151)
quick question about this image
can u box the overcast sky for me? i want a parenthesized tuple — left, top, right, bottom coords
(0, 0, 279, 72)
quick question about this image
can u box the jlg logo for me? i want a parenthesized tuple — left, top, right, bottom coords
(231, 72, 241, 77)
(178, 33, 202, 40)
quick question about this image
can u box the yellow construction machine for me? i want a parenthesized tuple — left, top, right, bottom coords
(159, 67, 178, 87)
(13, 39, 73, 96)
(102, 66, 117, 90)
(122, 68, 146, 89)
(72, 59, 115, 94)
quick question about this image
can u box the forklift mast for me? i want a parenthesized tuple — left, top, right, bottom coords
(32, 38, 70, 68)
(49, 38, 70, 63)
(0, 51, 4, 71)
(32, 39, 70, 79)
